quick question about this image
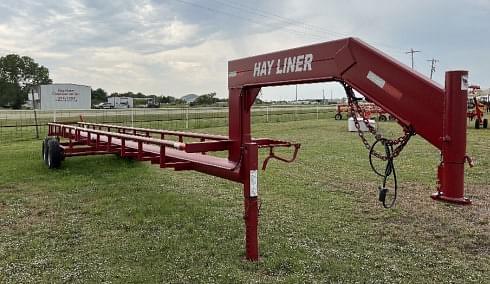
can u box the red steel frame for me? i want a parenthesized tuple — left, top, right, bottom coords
(48, 37, 471, 261)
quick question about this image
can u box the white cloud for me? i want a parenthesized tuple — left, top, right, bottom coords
(0, 0, 489, 100)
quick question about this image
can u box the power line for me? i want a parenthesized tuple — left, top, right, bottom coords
(427, 58, 439, 79)
(172, 0, 325, 41)
(405, 48, 421, 69)
(209, 0, 347, 39)
(209, 0, 406, 52)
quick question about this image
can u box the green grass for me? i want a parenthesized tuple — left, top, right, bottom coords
(0, 119, 488, 283)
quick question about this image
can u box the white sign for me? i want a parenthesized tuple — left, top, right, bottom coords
(367, 71, 386, 89)
(461, 75, 469, 91)
(40, 84, 91, 110)
(250, 170, 258, 197)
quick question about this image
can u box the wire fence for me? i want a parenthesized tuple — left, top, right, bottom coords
(0, 105, 337, 143)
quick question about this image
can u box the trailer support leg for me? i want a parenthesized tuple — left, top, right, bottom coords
(243, 142, 259, 261)
(432, 71, 471, 204)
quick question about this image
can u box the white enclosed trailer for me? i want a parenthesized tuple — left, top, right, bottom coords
(39, 84, 91, 110)
(107, 97, 133, 108)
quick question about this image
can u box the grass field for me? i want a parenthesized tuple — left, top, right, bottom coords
(0, 119, 488, 283)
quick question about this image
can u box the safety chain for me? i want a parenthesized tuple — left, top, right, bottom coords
(343, 82, 414, 161)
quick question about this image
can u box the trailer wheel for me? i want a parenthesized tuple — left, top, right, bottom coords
(483, 118, 488, 129)
(475, 119, 481, 129)
(42, 137, 54, 164)
(334, 113, 342, 120)
(47, 139, 63, 169)
(378, 115, 387, 122)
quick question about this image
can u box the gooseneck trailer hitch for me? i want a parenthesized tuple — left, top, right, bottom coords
(44, 37, 471, 261)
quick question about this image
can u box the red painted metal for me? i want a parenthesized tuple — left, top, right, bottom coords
(431, 71, 471, 204)
(228, 37, 471, 258)
(47, 37, 471, 262)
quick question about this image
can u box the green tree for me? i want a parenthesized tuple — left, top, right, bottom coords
(91, 88, 108, 105)
(0, 54, 52, 108)
(190, 92, 218, 106)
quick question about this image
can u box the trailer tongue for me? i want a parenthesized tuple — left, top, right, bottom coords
(44, 37, 472, 261)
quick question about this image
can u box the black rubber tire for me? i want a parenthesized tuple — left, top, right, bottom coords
(483, 118, 488, 129)
(47, 139, 63, 169)
(334, 113, 342, 120)
(475, 119, 481, 129)
(378, 115, 387, 122)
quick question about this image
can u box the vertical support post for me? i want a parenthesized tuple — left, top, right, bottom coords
(31, 89, 39, 139)
(431, 71, 471, 204)
(159, 145, 166, 168)
(266, 106, 269, 123)
(107, 136, 112, 151)
(131, 108, 134, 128)
(185, 106, 189, 129)
(243, 142, 259, 261)
(121, 138, 126, 157)
(137, 141, 143, 160)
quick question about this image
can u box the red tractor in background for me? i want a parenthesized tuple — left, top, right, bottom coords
(335, 102, 389, 121)
(467, 85, 488, 129)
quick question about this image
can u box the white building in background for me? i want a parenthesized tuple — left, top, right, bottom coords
(35, 83, 91, 110)
(107, 96, 133, 108)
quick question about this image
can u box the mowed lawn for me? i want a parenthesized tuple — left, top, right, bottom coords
(0, 119, 488, 283)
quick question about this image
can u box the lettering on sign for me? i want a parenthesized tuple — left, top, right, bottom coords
(253, 54, 313, 77)
(53, 88, 79, 103)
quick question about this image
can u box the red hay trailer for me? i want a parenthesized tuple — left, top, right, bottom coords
(335, 102, 389, 121)
(44, 37, 472, 261)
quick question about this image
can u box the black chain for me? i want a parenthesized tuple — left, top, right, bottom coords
(343, 83, 414, 161)
(342, 82, 414, 208)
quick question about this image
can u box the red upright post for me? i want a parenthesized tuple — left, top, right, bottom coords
(432, 71, 471, 204)
(243, 142, 259, 261)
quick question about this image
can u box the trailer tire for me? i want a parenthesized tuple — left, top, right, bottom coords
(47, 139, 63, 169)
(42, 137, 54, 164)
(475, 119, 481, 129)
(378, 115, 387, 122)
(483, 118, 488, 129)
(334, 113, 342, 120)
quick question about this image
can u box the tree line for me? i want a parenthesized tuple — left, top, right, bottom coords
(0, 53, 238, 109)
(0, 54, 52, 108)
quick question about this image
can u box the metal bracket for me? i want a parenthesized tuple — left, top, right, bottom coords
(261, 143, 301, 170)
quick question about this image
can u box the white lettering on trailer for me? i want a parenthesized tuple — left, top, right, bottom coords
(267, 60, 274, 75)
(286, 56, 296, 73)
(253, 62, 261, 77)
(250, 170, 258, 197)
(260, 61, 267, 76)
(304, 54, 313, 71)
(295, 54, 305, 72)
(252, 53, 314, 77)
(228, 71, 237, 78)
(367, 71, 386, 89)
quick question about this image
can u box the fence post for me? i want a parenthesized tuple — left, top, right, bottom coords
(186, 106, 189, 129)
(53, 109, 57, 122)
(266, 106, 269, 123)
(131, 108, 134, 127)
(316, 105, 319, 120)
(31, 89, 39, 139)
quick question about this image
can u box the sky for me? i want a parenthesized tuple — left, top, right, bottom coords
(0, 0, 489, 101)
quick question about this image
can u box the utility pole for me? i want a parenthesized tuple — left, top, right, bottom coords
(295, 85, 298, 102)
(405, 48, 421, 69)
(427, 58, 439, 79)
